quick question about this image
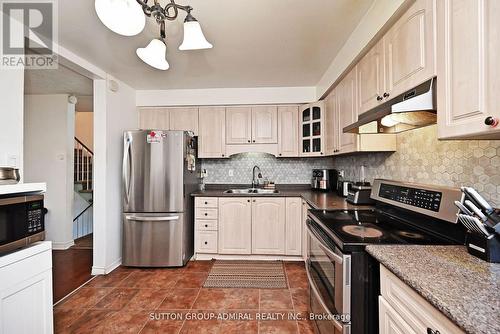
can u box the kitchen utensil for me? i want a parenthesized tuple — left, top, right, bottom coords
(464, 200, 489, 222)
(458, 214, 491, 237)
(462, 187, 495, 215)
(0, 167, 20, 184)
(454, 201, 473, 216)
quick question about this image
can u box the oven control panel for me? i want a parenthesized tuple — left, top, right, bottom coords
(378, 183, 442, 212)
(27, 201, 44, 234)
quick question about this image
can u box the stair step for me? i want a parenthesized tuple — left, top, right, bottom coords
(79, 189, 93, 193)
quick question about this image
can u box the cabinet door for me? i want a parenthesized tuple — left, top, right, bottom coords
(278, 106, 299, 157)
(437, 0, 500, 139)
(218, 198, 252, 254)
(226, 107, 252, 144)
(252, 106, 278, 144)
(198, 107, 226, 158)
(384, 0, 435, 100)
(324, 91, 336, 156)
(138, 108, 169, 130)
(300, 102, 325, 157)
(358, 40, 385, 115)
(379, 297, 417, 334)
(169, 107, 199, 135)
(285, 198, 302, 256)
(337, 68, 359, 154)
(252, 198, 286, 255)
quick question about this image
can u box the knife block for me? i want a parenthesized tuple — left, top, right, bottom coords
(465, 231, 500, 263)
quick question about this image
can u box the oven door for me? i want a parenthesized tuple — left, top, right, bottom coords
(306, 218, 351, 334)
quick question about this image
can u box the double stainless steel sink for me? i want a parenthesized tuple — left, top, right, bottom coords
(223, 188, 280, 194)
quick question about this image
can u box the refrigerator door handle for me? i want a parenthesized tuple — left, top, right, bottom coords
(125, 215, 180, 222)
(123, 134, 132, 205)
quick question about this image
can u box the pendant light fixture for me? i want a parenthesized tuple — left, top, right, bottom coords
(95, 0, 213, 70)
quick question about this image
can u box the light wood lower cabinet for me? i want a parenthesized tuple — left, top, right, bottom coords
(196, 197, 303, 257)
(379, 265, 464, 334)
(252, 198, 285, 255)
(218, 197, 252, 254)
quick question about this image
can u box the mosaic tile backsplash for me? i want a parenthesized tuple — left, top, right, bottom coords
(200, 125, 500, 207)
(332, 125, 500, 207)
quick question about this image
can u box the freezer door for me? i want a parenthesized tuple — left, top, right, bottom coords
(122, 213, 187, 267)
(123, 130, 185, 213)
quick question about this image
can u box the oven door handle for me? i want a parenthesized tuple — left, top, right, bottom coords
(305, 261, 344, 331)
(306, 220, 344, 264)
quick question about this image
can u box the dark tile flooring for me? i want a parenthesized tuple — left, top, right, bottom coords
(54, 261, 314, 334)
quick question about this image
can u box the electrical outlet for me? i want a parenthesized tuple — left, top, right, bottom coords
(228, 169, 234, 177)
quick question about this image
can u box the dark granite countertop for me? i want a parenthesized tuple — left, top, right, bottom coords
(191, 184, 373, 210)
(366, 245, 500, 334)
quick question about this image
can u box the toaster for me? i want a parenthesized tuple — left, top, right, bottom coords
(337, 180, 352, 197)
(346, 183, 375, 204)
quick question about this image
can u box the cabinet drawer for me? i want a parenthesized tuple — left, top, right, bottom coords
(196, 219, 218, 231)
(196, 231, 218, 253)
(195, 197, 218, 208)
(196, 208, 218, 220)
(380, 265, 464, 334)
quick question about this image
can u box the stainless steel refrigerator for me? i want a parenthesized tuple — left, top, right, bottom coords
(122, 130, 199, 267)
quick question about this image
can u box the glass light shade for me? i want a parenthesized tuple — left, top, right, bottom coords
(381, 115, 400, 127)
(136, 39, 170, 70)
(179, 21, 213, 50)
(95, 0, 145, 36)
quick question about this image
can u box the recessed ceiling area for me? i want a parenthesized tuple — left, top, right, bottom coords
(58, 0, 374, 90)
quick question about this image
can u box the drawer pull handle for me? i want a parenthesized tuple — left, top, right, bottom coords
(204, 213, 208, 216)
(427, 328, 441, 334)
(204, 201, 208, 204)
(204, 241, 208, 245)
(376, 95, 383, 101)
(383, 92, 390, 98)
(485, 116, 499, 127)
(205, 224, 208, 227)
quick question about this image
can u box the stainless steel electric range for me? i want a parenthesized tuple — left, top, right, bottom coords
(306, 179, 467, 334)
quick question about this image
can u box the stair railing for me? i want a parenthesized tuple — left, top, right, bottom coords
(74, 137, 93, 191)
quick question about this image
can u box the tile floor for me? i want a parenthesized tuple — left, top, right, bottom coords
(54, 260, 314, 334)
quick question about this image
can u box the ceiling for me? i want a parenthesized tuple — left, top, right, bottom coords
(57, 0, 374, 90)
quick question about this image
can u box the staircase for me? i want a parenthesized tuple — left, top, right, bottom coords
(73, 137, 93, 240)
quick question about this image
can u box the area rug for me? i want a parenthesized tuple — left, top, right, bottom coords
(203, 260, 288, 289)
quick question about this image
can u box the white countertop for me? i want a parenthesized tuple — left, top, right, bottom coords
(0, 182, 46, 195)
(0, 241, 52, 268)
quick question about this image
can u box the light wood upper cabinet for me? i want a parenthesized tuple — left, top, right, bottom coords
(437, 0, 500, 139)
(357, 40, 385, 115)
(138, 108, 169, 130)
(226, 107, 252, 144)
(285, 198, 302, 256)
(169, 107, 199, 135)
(198, 107, 226, 158)
(337, 68, 359, 154)
(251, 198, 286, 255)
(324, 91, 337, 155)
(299, 102, 325, 157)
(383, 0, 435, 100)
(218, 198, 252, 254)
(278, 106, 299, 157)
(252, 106, 278, 144)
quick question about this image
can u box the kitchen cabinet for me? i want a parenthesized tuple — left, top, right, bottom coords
(437, 0, 500, 139)
(379, 265, 464, 334)
(198, 107, 227, 158)
(251, 198, 286, 255)
(252, 106, 278, 144)
(300, 102, 325, 156)
(302, 200, 312, 260)
(0, 242, 53, 334)
(195, 197, 219, 254)
(357, 40, 385, 115)
(138, 107, 198, 134)
(324, 91, 337, 155)
(169, 107, 199, 135)
(277, 106, 299, 157)
(285, 198, 302, 256)
(383, 0, 435, 101)
(226, 107, 252, 144)
(336, 67, 359, 154)
(218, 197, 252, 254)
(138, 107, 170, 130)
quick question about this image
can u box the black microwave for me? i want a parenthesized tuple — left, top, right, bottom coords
(0, 194, 45, 254)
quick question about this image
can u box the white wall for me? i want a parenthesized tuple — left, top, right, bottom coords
(0, 68, 24, 173)
(24, 95, 75, 249)
(75, 111, 93, 149)
(93, 77, 137, 274)
(136, 86, 317, 106)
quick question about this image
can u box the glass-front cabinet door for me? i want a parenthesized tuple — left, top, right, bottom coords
(300, 102, 325, 156)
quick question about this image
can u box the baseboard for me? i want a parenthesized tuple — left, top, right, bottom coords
(91, 257, 122, 275)
(52, 240, 75, 250)
(194, 254, 305, 261)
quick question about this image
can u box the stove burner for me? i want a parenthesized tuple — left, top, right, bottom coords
(341, 225, 384, 238)
(396, 231, 426, 239)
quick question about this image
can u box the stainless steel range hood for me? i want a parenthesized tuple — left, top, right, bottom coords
(344, 78, 437, 134)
